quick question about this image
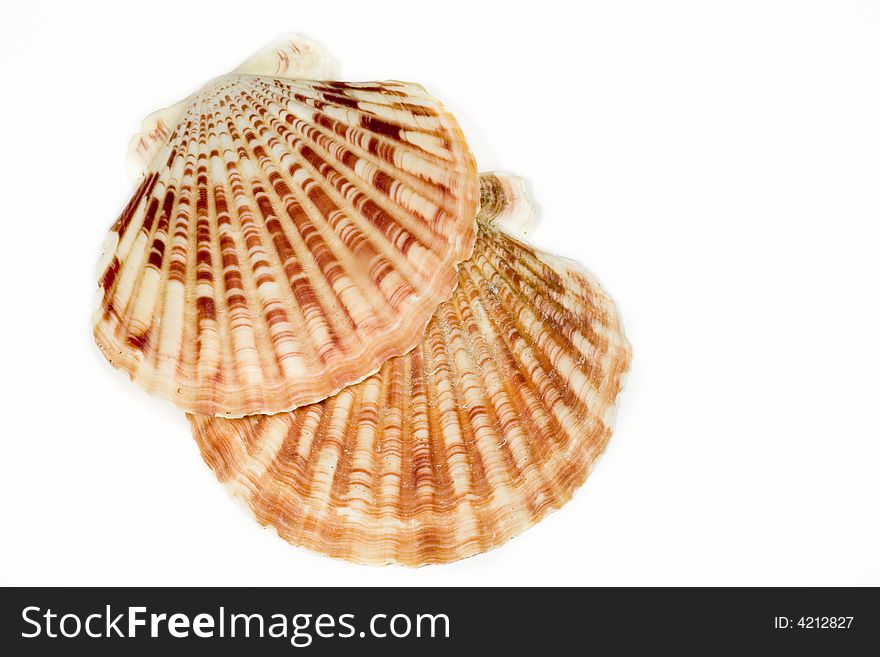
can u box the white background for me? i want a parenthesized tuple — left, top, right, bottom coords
(1, 1, 877, 586)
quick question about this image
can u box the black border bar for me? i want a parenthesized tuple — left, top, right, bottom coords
(2, 587, 877, 654)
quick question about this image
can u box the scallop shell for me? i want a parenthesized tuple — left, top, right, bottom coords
(94, 35, 479, 416)
(188, 173, 632, 565)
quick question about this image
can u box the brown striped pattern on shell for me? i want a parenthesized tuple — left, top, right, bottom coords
(125, 34, 335, 185)
(94, 75, 478, 416)
(188, 177, 631, 565)
(477, 171, 536, 238)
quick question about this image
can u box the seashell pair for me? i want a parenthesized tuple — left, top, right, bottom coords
(93, 34, 631, 566)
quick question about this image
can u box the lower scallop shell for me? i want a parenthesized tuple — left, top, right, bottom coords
(188, 173, 632, 566)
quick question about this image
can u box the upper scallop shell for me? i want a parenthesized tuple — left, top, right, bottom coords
(94, 42, 478, 416)
(188, 173, 632, 565)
